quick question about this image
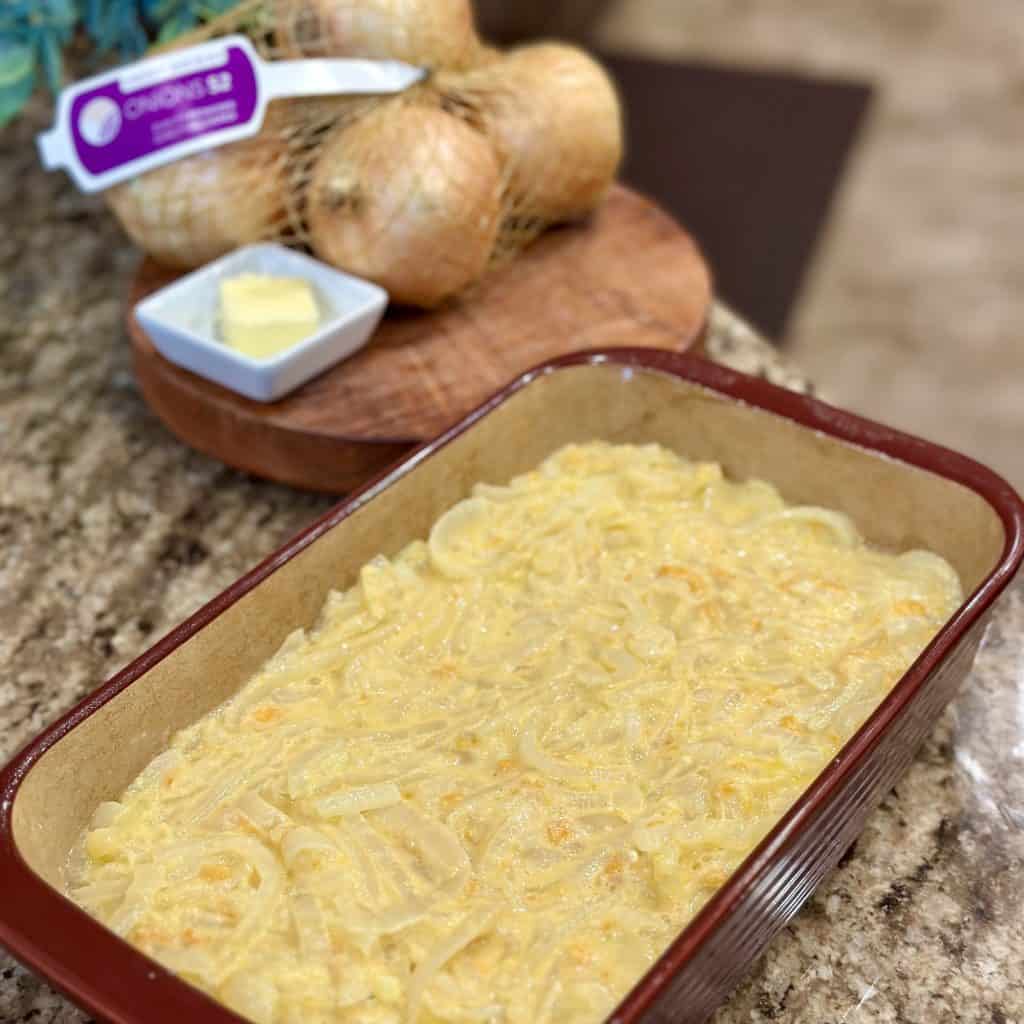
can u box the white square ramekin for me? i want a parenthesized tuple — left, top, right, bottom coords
(134, 244, 388, 403)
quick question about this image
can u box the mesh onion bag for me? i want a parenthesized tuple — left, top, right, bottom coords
(105, 0, 624, 308)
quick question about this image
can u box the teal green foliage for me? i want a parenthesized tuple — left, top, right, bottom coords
(0, 0, 241, 126)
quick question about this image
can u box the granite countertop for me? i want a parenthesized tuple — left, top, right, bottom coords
(2, 102, 1022, 1024)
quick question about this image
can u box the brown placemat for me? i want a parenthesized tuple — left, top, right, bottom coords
(601, 54, 873, 340)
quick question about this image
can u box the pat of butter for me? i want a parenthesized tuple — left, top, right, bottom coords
(219, 274, 320, 359)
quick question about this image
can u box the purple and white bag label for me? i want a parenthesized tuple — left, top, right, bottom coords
(38, 35, 425, 194)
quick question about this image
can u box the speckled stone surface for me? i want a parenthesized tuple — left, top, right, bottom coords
(2, 97, 1022, 1024)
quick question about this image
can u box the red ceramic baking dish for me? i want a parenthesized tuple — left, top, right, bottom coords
(1, 349, 1022, 1024)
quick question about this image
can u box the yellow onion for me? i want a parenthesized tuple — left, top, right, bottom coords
(105, 118, 288, 268)
(448, 43, 624, 222)
(274, 0, 479, 69)
(307, 102, 501, 307)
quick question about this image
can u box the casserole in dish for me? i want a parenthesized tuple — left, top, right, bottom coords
(1, 350, 1021, 1024)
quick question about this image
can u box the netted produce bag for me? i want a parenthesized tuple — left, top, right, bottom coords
(104, 0, 624, 308)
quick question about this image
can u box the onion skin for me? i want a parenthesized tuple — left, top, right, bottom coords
(274, 0, 480, 69)
(307, 103, 502, 308)
(105, 127, 288, 269)
(452, 43, 624, 223)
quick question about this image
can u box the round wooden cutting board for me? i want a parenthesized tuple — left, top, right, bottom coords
(128, 185, 712, 494)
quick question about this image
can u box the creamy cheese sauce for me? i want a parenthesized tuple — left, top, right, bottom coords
(70, 443, 962, 1024)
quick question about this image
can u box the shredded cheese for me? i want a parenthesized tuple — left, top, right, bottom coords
(69, 442, 962, 1024)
